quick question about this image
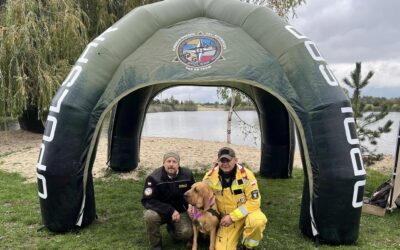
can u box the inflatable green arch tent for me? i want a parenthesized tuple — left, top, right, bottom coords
(36, 0, 366, 245)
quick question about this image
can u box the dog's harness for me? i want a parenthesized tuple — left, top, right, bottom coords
(207, 207, 221, 221)
(193, 196, 221, 221)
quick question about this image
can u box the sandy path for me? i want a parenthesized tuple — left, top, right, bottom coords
(0, 130, 395, 183)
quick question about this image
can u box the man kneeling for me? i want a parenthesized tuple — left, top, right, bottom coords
(203, 147, 268, 250)
(142, 151, 195, 250)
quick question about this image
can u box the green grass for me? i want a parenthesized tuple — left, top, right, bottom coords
(0, 169, 399, 249)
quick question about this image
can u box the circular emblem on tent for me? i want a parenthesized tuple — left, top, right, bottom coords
(173, 32, 226, 71)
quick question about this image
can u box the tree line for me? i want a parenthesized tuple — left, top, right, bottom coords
(358, 96, 400, 112)
(148, 96, 197, 112)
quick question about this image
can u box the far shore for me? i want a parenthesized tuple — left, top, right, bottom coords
(0, 130, 395, 183)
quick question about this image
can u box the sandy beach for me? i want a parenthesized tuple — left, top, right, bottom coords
(0, 130, 395, 183)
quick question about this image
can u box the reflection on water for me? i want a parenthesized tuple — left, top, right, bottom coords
(361, 112, 400, 155)
(142, 111, 261, 147)
(142, 111, 400, 155)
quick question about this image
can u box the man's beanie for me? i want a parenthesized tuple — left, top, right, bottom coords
(163, 151, 180, 163)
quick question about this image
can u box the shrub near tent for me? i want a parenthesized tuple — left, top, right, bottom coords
(36, 0, 365, 245)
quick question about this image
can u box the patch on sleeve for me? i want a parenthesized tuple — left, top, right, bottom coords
(178, 183, 188, 188)
(251, 190, 259, 199)
(147, 182, 152, 186)
(144, 187, 153, 196)
(250, 181, 256, 186)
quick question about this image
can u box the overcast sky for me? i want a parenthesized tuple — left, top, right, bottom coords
(161, 0, 400, 102)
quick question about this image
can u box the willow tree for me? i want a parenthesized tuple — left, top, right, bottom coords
(0, 0, 142, 133)
(78, 0, 142, 38)
(218, 0, 306, 143)
(0, 0, 88, 132)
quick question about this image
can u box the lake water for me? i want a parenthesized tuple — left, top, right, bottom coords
(142, 111, 400, 155)
(142, 111, 261, 147)
(3, 111, 398, 155)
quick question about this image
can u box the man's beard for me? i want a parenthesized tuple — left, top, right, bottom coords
(167, 168, 177, 176)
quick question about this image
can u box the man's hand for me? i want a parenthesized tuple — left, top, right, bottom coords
(220, 214, 233, 227)
(187, 204, 194, 220)
(172, 210, 180, 222)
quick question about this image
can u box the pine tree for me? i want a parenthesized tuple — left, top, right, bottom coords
(343, 62, 393, 166)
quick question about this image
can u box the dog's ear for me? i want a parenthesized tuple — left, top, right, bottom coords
(202, 183, 212, 210)
(203, 192, 210, 211)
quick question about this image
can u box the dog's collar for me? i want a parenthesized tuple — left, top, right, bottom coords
(193, 196, 220, 220)
(193, 207, 203, 220)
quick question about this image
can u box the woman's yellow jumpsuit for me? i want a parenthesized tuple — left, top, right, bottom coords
(203, 164, 267, 249)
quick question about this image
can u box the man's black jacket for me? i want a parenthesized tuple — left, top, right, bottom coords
(141, 166, 195, 220)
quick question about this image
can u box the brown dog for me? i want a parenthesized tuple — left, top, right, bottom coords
(184, 181, 220, 250)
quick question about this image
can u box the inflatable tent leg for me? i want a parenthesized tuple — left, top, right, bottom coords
(297, 130, 313, 238)
(108, 87, 152, 171)
(253, 88, 294, 178)
(298, 103, 365, 244)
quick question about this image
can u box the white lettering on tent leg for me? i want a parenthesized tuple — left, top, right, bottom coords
(341, 107, 353, 113)
(78, 42, 98, 64)
(49, 89, 69, 113)
(350, 148, 366, 176)
(37, 144, 48, 199)
(36, 144, 46, 171)
(38, 63, 79, 200)
(286, 26, 340, 88)
(319, 65, 339, 86)
(43, 116, 57, 142)
(284, 25, 307, 39)
(38, 25, 115, 201)
(352, 180, 366, 208)
(304, 41, 324, 61)
(343, 117, 360, 145)
(341, 106, 359, 145)
(62, 65, 82, 87)
(37, 173, 48, 199)
(341, 107, 366, 208)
